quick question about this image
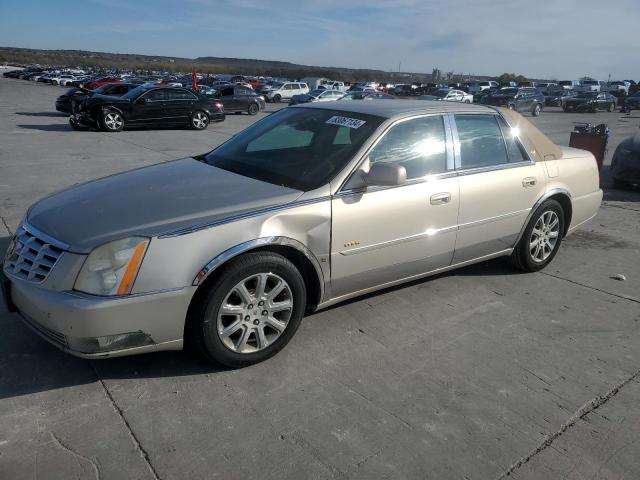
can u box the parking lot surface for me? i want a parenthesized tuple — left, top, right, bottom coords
(1, 77, 639, 480)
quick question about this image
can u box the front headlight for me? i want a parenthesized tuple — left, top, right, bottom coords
(74, 237, 149, 296)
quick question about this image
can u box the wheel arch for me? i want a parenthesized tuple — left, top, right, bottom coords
(191, 237, 325, 310)
(514, 188, 573, 247)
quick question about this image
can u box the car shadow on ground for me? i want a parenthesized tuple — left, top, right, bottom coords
(16, 124, 71, 132)
(15, 111, 67, 117)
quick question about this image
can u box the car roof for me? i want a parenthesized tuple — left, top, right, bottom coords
(293, 99, 496, 118)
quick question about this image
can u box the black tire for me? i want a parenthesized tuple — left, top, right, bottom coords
(190, 252, 307, 368)
(532, 103, 542, 117)
(563, 105, 570, 112)
(510, 199, 565, 272)
(100, 110, 124, 132)
(190, 110, 209, 130)
(273, 94, 281, 103)
(248, 103, 259, 115)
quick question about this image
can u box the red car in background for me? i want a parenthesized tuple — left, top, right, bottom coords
(83, 77, 123, 90)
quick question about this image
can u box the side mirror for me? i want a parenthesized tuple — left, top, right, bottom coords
(366, 162, 407, 187)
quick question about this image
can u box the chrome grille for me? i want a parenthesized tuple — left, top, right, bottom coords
(4, 225, 65, 283)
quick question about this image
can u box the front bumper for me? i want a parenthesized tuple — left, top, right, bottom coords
(2, 270, 195, 358)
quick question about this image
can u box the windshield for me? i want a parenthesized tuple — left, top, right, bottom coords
(203, 107, 385, 191)
(121, 86, 149, 99)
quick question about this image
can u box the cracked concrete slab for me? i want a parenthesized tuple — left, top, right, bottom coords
(1, 77, 640, 479)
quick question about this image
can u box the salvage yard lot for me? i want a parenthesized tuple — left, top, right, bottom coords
(1, 77, 639, 479)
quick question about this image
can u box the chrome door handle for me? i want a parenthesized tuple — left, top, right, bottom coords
(522, 177, 537, 187)
(430, 192, 451, 205)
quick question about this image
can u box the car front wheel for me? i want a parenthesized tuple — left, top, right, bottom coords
(191, 252, 307, 367)
(510, 199, 564, 272)
(101, 111, 124, 132)
(273, 94, 281, 103)
(191, 111, 209, 130)
(532, 103, 542, 116)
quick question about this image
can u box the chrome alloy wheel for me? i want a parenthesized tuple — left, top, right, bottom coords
(216, 273, 293, 354)
(529, 210, 560, 262)
(192, 112, 208, 129)
(104, 112, 123, 130)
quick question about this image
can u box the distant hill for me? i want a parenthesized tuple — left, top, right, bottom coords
(0, 46, 439, 83)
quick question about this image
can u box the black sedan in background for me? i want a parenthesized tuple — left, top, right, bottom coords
(611, 131, 640, 187)
(563, 92, 617, 112)
(70, 85, 225, 132)
(483, 87, 544, 116)
(200, 85, 265, 114)
(545, 90, 577, 107)
(622, 92, 640, 113)
(55, 83, 140, 113)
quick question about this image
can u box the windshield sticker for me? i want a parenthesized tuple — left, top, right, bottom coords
(326, 116, 366, 129)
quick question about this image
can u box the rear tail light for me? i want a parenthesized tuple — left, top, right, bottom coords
(214, 102, 224, 110)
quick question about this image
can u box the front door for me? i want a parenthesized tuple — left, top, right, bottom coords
(132, 89, 166, 125)
(452, 113, 547, 263)
(331, 115, 459, 297)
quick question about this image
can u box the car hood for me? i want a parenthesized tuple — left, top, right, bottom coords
(619, 132, 640, 151)
(27, 158, 302, 253)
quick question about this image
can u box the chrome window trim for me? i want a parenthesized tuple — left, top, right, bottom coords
(337, 112, 454, 194)
(450, 112, 535, 173)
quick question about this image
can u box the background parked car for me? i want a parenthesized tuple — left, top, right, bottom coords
(622, 91, 640, 112)
(419, 88, 473, 103)
(610, 130, 640, 187)
(483, 87, 545, 116)
(82, 76, 123, 90)
(289, 89, 343, 105)
(558, 80, 580, 90)
(563, 92, 617, 112)
(574, 80, 606, 93)
(202, 85, 265, 114)
(468, 81, 499, 95)
(545, 89, 577, 107)
(70, 85, 225, 131)
(339, 91, 395, 100)
(56, 83, 141, 113)
(264, 82, 309, 103)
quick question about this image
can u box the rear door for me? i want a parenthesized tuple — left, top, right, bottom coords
(217, 86, 237, 110)
(165, 89, 198, 123)
(452, 113, 546, 263)
(331, 115, 459, 297)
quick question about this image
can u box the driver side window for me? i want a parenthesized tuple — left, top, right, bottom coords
(368, 116, 447, 179)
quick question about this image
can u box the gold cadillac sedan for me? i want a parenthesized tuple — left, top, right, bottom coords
(2, 101, 602, 367)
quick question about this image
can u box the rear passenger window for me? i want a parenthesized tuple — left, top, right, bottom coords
(167, 90, 196, 100)
(368, 116, 447, 179)
(497, 117, 527, 163)
(455, 115, 508, 169)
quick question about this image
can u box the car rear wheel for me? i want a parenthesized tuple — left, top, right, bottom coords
(273, 94, 281, 103)
(532, 103, 542, 116)
(191, 111, 209, 130)
(190, 252, 306, 367)
(510, 199, 564, 272)
(248, 103, 259, 115)
(101, 111, 124, 132)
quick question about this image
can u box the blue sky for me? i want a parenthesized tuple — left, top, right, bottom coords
(0, 0, 637, 80)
